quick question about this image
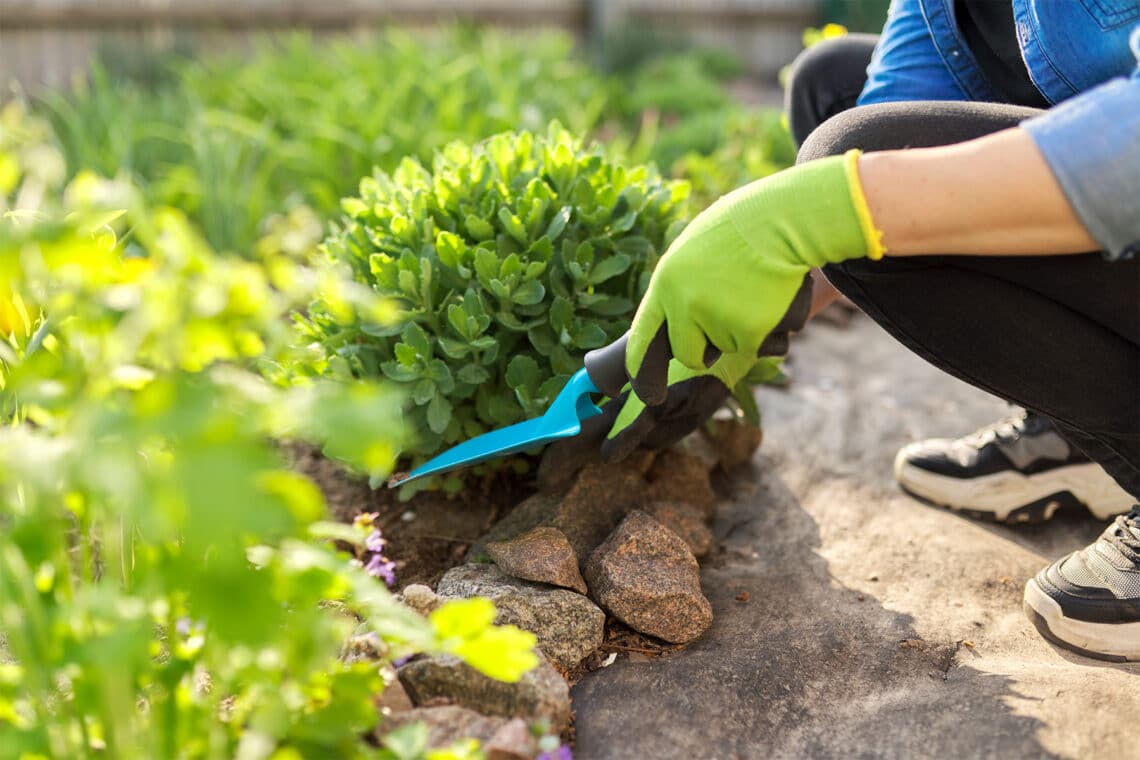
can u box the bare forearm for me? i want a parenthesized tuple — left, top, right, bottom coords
(858, 127, 1099, 256)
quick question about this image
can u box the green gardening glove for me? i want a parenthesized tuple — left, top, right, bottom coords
(626, 150, 885, 405)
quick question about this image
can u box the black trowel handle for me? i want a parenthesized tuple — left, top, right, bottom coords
(583, 334, 631, 398)
(583, 332, 723, 399)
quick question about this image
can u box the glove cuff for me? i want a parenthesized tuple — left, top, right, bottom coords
(713, 151, 882, 269)
(843, 150, 887, 261)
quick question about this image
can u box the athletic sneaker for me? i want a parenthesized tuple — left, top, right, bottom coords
(1024, 505, 1140, 662)
(894, 409, 1134, 523)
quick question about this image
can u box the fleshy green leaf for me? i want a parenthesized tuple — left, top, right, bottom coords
(464, 214, 495, 242)
(457, 364, 490, 385)
(510, 280, 545, 306)
(505, 355, 539, 390)
(446, 304, 469, 339)
(588, 253, 631, 285)
(401, 322, 432, 359)
(412, 379, 436, 405)
(426, 394, 453, 434)
(544, 206, 571, 240)
(437, 336, 470, 359)
(571, 321, 607, 349)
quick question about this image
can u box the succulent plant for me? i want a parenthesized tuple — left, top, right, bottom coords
(303, 124, 692, 473)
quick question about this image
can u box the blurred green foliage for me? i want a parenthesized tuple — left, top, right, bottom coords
(0, 102, 538, 759)
(33, 27, 797, 258)
(670, 109, 798, 207)
(38, 30, 611, 256)
(301, 125, 690, 490)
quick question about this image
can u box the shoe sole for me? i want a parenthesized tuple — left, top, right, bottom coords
(1023, 578, 1140, 662)
(894, 456, 1134, 523)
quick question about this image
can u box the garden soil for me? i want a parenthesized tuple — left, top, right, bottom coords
(291, 445, 531, 587)
(571, 315, 1140, 759)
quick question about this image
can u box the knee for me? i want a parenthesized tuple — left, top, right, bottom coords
(799, 100, 1043, 163)
(797, 106, 885, 163)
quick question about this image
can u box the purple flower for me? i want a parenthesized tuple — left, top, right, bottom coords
(365, 528, 386, 554)
(365, 554, 397, 586)
(537, 747, 573, 760)
(175, 617, 192, 636)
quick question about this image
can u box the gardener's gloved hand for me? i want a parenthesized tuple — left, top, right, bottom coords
(627, 150, 884, 405)
(536, 354, 783, 491)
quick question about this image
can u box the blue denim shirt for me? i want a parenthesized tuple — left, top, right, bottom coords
(858, 0, 1140, 260)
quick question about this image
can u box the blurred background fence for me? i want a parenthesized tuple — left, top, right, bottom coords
(1, 0, 888, 93)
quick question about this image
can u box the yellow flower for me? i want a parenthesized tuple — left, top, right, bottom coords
(0, 290, 34, 338)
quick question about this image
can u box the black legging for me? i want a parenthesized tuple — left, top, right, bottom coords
(784, 36, 1140, 499)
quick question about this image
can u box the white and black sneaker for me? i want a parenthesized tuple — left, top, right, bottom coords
(1024, 505, 1140, 662)
(894, 410, 1134, 523)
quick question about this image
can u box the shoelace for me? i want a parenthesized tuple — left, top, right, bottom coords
(961, 410, 1031, 448)
(1104, 505, 1140, 557)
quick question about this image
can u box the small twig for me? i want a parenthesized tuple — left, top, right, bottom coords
(402, 532, 477, 543)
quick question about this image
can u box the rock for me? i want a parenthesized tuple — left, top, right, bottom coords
(644, 501, 714, 559)
(379, 705, 509, 750)
(342, 626, 386, 665)
(397, 652, 572, 731)
(623, 448, 659, 476)
(376, 668, 414, 715)
(400, 584, 444, 617)
(584, 511, 712, 644)
(471, 464, 645, 563)
(675, 432, 720, 472)
(536, 422, 658, 492)
(487, 527, 587, 594)
(436, 563, 604, 669)
(485, 718, 540, 760)
(645, 450, 717, 517)
(705, 418, 762, 469)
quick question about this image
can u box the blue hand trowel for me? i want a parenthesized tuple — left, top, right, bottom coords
(388, 335, 631, 488)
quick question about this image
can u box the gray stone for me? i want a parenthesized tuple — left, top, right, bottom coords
(379, 705, 508, 750)
(437, 563, 604, 669)
(487, 526, 588, 594)
(644, 500, 714, 559)
(400, 584, 444, 617)
(645, 450, 717, 517)
(703, 418, 762, 469)
(675, 431, 721, 471)
(485, 718, 540, 760)
(584, 511, 712, 644)
(397, 652, 572, 731)
(341, 626, 385, 665)
(471, 464, 645, 563)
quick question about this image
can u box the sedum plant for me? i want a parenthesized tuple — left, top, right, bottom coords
(302, 124, 692, 477)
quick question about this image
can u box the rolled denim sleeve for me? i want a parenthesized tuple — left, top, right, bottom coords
(1020, 27, 1140, 260)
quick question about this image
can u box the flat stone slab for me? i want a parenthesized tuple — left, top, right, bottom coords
(572, 317, 1140, 759)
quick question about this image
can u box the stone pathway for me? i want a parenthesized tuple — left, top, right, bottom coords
(572, 316, 1140, 759)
